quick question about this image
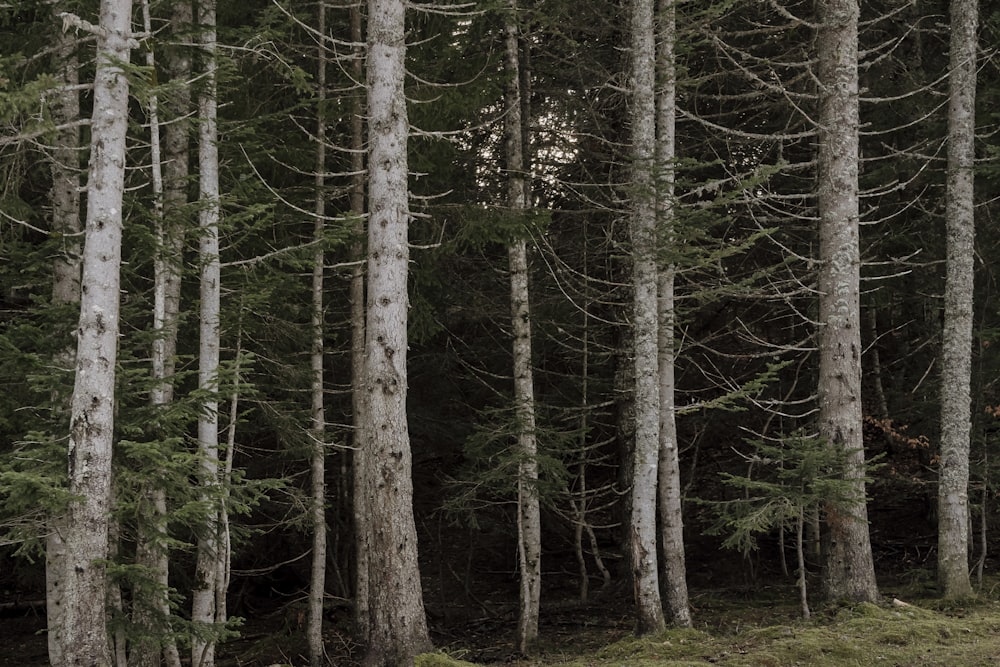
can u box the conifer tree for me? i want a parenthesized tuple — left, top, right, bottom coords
(629, 0, 667, 636)
(504, 0, 542, 652)
(60, 0, 135, 661)
(308, 2, 329, 663)
(131, 3, 189, 666)
(45, 4, 81, 663)
(192, 0, 224, 662)
(361, 0, 432, 661)
(655, 0, 691, 629)
(938, 0, 979, 600)
(349, 0, 371, 641)
(815, 0, 879, 602)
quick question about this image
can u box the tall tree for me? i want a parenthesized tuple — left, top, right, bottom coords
(349, 0, 371, 641)
(628, 0, 667, 636)
(131, 3, 189, 666)
(60, 0, 135, 662)
(938, 0, 979, 600)
(655, 0, 691, 629)
(307, 2, 329, 663)
(504, 0, 541, 652)
(815, 0, 879, 602)
(361, 0, 432, 662)
(45, 4, 81, 664)
(192, 0, 223, 662)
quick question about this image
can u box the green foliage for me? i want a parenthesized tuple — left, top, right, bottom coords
(443, 402, 573, 530)
(705, 430, 869, 556)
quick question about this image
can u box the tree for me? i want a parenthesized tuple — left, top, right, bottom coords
(503, 0, 542, 652)
(45, 3, 81, 664)
(655, 0, 691, 629)
(192, 0, 223, 662)
(938, 0, 979, 600)
(307, 2, 329, 664)
(360, 0, 432, 662)
(130, 3, 189, 665)
(60, 0, 135, 662)
(628, 0, 667, 636)
(815, 0, 879, 603)
(350, 1, 370, 641)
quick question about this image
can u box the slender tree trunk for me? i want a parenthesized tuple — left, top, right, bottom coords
(938, 0, 978, 601)
(655, 0, 690, 629)
(192, 0, 222, 661)
(216, 328, 240, 630)
(628, 0, 666, 636)
(815, 0, 879, 603)
(361, 0, 432, 662)
(62, 0, 134, 662)
(510, 237, 541, 652)
(797, 508, 810, 620)
(131, 3, 187, 666)
(349, 0, 370, 643)
(46, 5, 81, 664)
(308, 3, 329, 663)
(504, 0, 541, 652)
(575, 255, 591, 603)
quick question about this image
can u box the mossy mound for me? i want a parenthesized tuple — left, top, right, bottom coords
(415, 650, 480, 667)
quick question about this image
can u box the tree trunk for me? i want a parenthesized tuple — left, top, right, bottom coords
(308, 3, 329, 663)
(361, 0, 432, 662)
(192, 0, 222, 662)
(655, 0, 690, 630)
(63, 0, 134, 661)
(131, 3, 188, 666)
(504, 0, 541, 653)
(628, 0, 666, 637)
(938, 0, 978, 601)
(46, 4, 81, 663)
(815, 0, 879, 603)
(350, 0, 370, 643)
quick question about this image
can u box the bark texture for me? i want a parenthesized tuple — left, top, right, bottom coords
(46, 5, 81, 663)
(361, 0, 432, 662)
(63, 0, 133, 662)
(350, 2, 370, 642)
(504, 0, 542, 652)
(131, 3, 188, 666)
(629, 0, 667, 636)
(308, 4, 329, 662)
(815, 0, 879, 603)
(938, 0, 978, 600)
(192, 0, 222, 662)
(655, 0, 691, 629)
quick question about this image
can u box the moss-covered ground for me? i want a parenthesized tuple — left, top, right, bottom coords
(422, 580, 1000, 667)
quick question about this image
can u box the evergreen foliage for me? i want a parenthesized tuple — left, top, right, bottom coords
(0, 0, 999, 661)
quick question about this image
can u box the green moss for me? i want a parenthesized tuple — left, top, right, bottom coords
(414, 651, 480, 667)
(534, 598, 1000, 667)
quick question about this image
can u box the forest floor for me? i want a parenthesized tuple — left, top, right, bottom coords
(227, 571, 1000, 666)
(5, 574, 1000, 665)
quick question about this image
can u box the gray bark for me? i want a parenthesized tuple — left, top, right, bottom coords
(62, 0, 134, 661)
(629, 0, 666, 636)
(504, 0, 541, 652)
(815, 0, 879, 603)
(192, 0, 222, 662)
(938, 0, 978, 600)
(361, 0, 432, 662)
(655, 0, 691, 629)
(350, 0, 370, 642)
(308, 3, 329, 663)
(46, 5, 81, 664)
(131, 3, 188, 666)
